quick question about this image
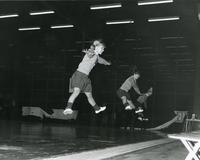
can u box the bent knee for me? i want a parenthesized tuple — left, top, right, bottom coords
(73, 88, 80, 95)
(121, 96, 127, 103)
(121, 96, 127, 101)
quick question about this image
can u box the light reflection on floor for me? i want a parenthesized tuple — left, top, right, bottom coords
(0, 120, 164, 160)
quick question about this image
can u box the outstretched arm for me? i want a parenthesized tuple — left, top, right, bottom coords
(98, 56, 111, 65)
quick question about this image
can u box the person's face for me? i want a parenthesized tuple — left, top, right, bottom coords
(134, 73, 140, 79)
(95, 45, 105, 55)
(90, 45, 95, 50)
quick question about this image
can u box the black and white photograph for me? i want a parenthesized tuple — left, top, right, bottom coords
(0, 0, 199, 160)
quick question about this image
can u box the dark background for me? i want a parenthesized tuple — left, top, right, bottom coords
(0, 0, 199, 127)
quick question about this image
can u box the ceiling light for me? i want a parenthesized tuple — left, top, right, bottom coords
(0, 14, 19, 19)
(29, 10, 55, 16)
(90, 3, 122, 10)
(18, 27, 40, 31)
(50, 25, 74, 29)
(106, 20, 134, 25)
(148, 16, 180, 22)
(138, 0, 173, 6)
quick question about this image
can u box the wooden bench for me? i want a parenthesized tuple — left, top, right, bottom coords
(168, 131, 200, 160)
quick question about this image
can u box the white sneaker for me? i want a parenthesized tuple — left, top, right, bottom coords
(135, 108, 144, 114)
(138, 117, 143, 121)
(95, 106, 106, 114)
(63, 108, 73, 115)
(138, 117, 149, 121)
(125, 105, 132, 110)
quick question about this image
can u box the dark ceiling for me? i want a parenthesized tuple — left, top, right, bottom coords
(0, 0, 199, 81)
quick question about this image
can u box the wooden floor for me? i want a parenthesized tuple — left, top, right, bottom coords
(0, 120, 183, 160)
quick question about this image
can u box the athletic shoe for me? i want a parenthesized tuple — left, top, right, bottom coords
(125, 105, 132, 110)
(138, 117, 143, 121)
(63, 108, 73, 115)
(95, 106, 106, 114)
(138, 117, 149, 121)
(135, 108, 144, 113)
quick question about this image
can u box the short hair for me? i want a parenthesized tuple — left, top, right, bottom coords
(130, 65, 140, 75)
(134, 70, 140, 75)
(92, 39, 106, 48)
